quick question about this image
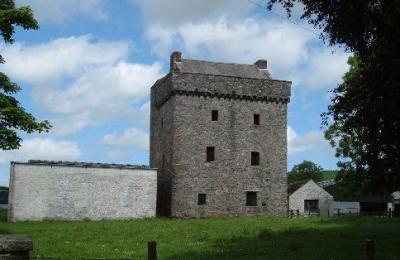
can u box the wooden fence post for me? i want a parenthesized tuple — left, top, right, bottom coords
(148, 241, 157, 260)
(366, 239, 375, 260)
(296, 209, 299, 217)
(328, 209, 330, 217)
(337, 208, 340, 216)
(389, 208, 392, 218)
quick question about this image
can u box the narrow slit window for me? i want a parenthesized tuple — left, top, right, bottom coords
(161, 117, 164, 128)
(211, 110, 218, 121)
(251, 152, 260, 166)
(198, 193, 207, 205)
(162, 154, 165, 169)
(206, 146, 215, 162)
(254, 114, 260, 125)
(246, 191, 257, 206)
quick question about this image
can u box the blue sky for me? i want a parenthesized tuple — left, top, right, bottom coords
(0, 0, 350, 186)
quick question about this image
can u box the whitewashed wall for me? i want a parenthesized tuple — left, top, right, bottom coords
(330, 201, 360, 214)
(9, 162, 157, 221)
(289, 180, 333, 216)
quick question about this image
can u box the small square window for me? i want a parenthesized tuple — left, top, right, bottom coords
(254, 114, 260, 125)
(304, 200, 319, 213)
(211, 110, 218, 121)
(198, 193, 207, 205)
(251, 152, 260, 166)
(206, 146, 215, 162)
(246, 191, 257, 206)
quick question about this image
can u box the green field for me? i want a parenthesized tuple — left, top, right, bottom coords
(321, 170, 338, 181)
(1, 212, 400, 259)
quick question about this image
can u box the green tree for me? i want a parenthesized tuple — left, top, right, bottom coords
(267, 0, 400, 193)
(0, 0, 51, 150)
(288, 160, 323, 183)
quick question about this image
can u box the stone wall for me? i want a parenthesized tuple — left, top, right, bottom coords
(8, 162, 157, 221)
(289, 180, 333, 216)
(151, 72, 290, 217)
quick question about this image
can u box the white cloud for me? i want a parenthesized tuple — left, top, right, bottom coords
(134, 0, 249, 25)
(287, 126, 332, 156)
(0, 36, 163, 135)
(16, 0, 107, 23)
(0, 138, 82, 166)
(292, 48, 350, 89)
(146, 17, 349, 89)
(1, 35, 129, 86)
(101, 128, 149, 151)
(34, 61, 161, 135)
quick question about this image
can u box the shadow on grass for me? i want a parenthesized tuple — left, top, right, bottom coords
(167, 217, 400, 260)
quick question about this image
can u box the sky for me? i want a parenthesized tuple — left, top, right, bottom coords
(0, 0, 350, 186)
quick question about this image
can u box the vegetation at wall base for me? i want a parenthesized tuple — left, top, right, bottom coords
(0, 211, 399, 259)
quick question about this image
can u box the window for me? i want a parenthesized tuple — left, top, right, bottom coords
(304, 200, 319, 213)
(161, 154, 165, 169)
(251, 152, 260, 166)
(198, 193, 207, 205)
(161, 117, 164, 128)
(246, 191, 257, 206)
(211, 110, 218, 121)
(206, 146, 215, 162)
(254, 114, 260, 125)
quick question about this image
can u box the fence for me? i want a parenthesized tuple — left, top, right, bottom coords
(288, 208, 396, 218)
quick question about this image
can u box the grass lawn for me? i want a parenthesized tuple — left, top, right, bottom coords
(1, 211, 399, 259)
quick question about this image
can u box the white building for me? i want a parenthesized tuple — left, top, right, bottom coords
(289, 179, 394, 216)
(8, 161, 157, 222)
(289, 180, 333, 216)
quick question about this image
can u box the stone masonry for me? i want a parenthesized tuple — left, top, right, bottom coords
(9, 161, 157, 221)
(289, 180, 333, 216)
(150, 52, 291, 217)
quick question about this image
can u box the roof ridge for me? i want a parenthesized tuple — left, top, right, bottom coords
(181, 58, 259, 67)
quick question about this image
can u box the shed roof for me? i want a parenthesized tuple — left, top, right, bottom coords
(11, 160, 156, 170)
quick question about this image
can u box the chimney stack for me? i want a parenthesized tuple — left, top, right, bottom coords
(170, 51, 182, 72)
(254, 59, 267, 69)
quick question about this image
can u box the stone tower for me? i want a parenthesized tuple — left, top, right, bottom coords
(150, 51, 291, 217)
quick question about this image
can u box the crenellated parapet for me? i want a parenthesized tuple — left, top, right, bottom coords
(152, 72, 291, 109)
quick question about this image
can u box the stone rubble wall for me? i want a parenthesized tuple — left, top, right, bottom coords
(9, 163, 157, 221)
(151, 71, 290, 217)
(289, 180, 333, 216)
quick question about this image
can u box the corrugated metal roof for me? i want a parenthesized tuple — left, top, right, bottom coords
(175, 59, 272, 79)
(11, 160, 155, 170)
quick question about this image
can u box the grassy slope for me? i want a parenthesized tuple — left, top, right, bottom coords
(321, 170, 338, 181)
(1, 214, 400, 259)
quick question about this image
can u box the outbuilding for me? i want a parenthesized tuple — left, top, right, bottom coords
(8, 160, 157, 222)
(289, 180, 333, 216)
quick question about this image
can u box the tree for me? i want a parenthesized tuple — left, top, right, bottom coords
(0, 0, 51, 150)
(288, 160, 323, 183)
(267, 0, 400, 193)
